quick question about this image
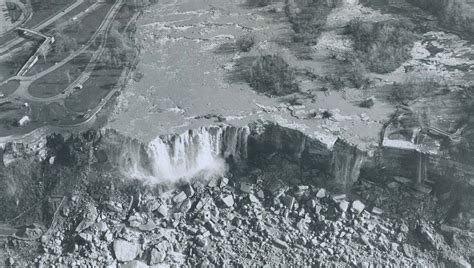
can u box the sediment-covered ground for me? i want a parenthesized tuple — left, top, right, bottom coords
(0, 123, 473, 267)
(1, 0, 474, 267)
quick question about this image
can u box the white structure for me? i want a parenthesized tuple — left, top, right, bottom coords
(18, 115, 30, 126)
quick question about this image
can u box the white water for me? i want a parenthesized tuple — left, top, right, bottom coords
(124, 126, 250, 183)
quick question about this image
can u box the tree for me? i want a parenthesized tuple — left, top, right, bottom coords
(39, 42, 50, 64)
(53, 30, 78, 55)
(246, 55, 299, 96)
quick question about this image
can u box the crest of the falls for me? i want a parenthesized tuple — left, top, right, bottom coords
(126, 126, 250, 182)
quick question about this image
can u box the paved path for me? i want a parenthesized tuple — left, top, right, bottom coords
(0, 223, 17, 236)
(0, 0, 84, 54)
(0, 0, 30, 38)
(12, 0, 124, 103)
(0, 0, 134, 141)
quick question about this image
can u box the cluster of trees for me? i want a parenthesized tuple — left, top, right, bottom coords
(52, 30, 78, 55)
(408, 0, 474, 36)
(285, 0, 333, 46)
(245, 55, 300, 96)
(100, 23, 136, 68)
(236, 34, 256, 52)
(389, 78, 440, 105)
(347, 18, 416, 74)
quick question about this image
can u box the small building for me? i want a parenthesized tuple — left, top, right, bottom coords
(18, 115, 30, 126)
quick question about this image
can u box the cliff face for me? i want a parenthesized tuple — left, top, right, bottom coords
(0, 131, 101, 222)
(1, 120, 472, 224)
(409, 0, 474, 36)
(100, 122, 364, 189)
(0, 122, 366, 221)
(98, 126, 250, 183)
(247, 122, 365, 189)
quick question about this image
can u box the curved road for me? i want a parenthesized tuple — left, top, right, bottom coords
(0, 0, 31, 38)
(11, 0, 124, 103)
(0, 0, 135, 142)
(0, 0, 84, 54)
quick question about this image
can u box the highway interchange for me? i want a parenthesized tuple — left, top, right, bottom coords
(0, 0, 134, 140)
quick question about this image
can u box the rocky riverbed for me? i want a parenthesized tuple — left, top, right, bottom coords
(0, 125, 473, 267)
(5, 172, 472, 267)
(1, 0, 474, 266)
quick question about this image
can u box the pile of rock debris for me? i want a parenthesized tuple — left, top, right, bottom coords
(3, 172, 472, 267)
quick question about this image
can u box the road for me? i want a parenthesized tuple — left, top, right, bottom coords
(0, 0, 84, 54)
(0, 0, 31, 38)
(0, 223, 16, 236)
(0, 0, 138, 141)
(16, 30, 53, 76)
(11, 0, 124, 103)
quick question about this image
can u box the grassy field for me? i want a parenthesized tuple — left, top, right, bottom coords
(6, 2, 23, 22)
(0, 101, 29, 134)
(63, 3, 112, 46)
(41, 1, 95, 32)
(0, 41, 38, 82)
(27, 3, 113, 76)
(0, 32, 17, 47)
(32, 102, 69, 124)
(0, 2, 22, 43)
(64, 4, 137, 113)
(0, 80, 20, 97)
(24, 0, 75, 28)
(28, 52, 92, 98)
(64, 64, 122, 113)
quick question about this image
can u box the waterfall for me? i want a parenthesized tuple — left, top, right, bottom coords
(124, 126, 250, 182)
(416, 151, 428, 184)
(331, 140, 365, 189)
(121, 138, 151, 179)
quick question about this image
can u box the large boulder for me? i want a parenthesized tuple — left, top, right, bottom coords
(114, 239, 140, 262)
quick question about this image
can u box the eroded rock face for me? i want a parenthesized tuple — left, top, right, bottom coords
(96, 122, 364, 188)
(330, 140, 365, 187)
(1, 122, 473, 266)
(248, 122, 364, 188)
(99, 126, 250, 183)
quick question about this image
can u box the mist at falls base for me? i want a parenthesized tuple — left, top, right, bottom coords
(120, 126, 249, 183)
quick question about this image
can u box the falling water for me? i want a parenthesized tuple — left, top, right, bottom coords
(123, 126, 250, 182)
(121, 138, 151, 179)
(416, 151, 428, 184)
(331, 141, 365, 188)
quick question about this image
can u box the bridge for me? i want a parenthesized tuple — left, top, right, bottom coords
(423, 126, 463, 143)
(17, 27, 50, 40)
(16, 28, 54, 76)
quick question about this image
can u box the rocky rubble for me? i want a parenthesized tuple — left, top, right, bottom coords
(5, 169, 469, 267)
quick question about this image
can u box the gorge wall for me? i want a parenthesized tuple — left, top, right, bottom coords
(100, 122, 364, 187)
(0, 122, 365, 221)
(1, 120, 472, 223)
(100, 126, 250, 182)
